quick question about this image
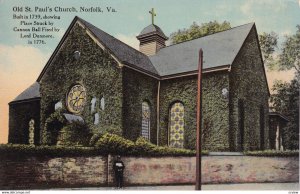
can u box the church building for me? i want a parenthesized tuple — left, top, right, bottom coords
(8, 15, 270, 151)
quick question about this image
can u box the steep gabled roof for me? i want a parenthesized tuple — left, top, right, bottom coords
(37, 16, 255, 80)
(149, 23, 254, 76)
(10, 82, 40, 104)
(77, 17, 159, 76)
(37, 16, 159, 82)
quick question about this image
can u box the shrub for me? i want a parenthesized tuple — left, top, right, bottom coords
(244, 149, 299, 157)
(94, 133, 199, 156)
(133, 137, 157, 155)
(0, 144, 100, 157)
(103, 125, 123, 136)
(153, 146, 197, 156)
(43, 110, 66, 145)
(89, 133, 102, 146)
(58, 121, 93, 147)
(1, 133, 207, 157)
(90, 125, 123, 137)
(94, 133, 135, 155)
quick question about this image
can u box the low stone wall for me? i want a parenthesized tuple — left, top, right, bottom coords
(0, 156, 108, 189)
(122, 156, 299, 185)
(122, 157, 195, 185)
(202, 156, 298, 184)
(0, 155, 298, 189)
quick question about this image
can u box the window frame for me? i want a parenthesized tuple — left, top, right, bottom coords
(141, 101, 151, 141)
(168, 101, 185, 148)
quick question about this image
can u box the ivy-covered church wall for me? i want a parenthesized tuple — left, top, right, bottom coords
(158, 72, 230, 151)
(39, 22, 123, 144)
(229, 26, 269, 151)
(8, 99, 41, 145)
(122, 68, 158, 144)
(201, 72, 230, 151)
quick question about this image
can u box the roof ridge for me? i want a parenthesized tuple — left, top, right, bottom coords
(77, 17, 160, 75)
(149, 22, 256, 77)
(77, 17, 142, 53)
(11, 82, 40, 102)
(161, 22, 255, 50)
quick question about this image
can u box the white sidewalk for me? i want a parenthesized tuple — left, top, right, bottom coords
(68, 182, 299, 190)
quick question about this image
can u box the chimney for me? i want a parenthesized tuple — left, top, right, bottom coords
(136, 24, 168, 56)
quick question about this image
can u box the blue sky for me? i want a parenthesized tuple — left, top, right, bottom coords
(0, 0, 299, 143)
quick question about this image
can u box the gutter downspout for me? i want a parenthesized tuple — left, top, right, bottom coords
(156, 80, 160, 146)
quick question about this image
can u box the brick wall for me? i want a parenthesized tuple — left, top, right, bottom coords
(120, 156, 298, 185)
(0, 155, 298, 189)
(121, 157, 195, 185)
(201, 156, 298, 184)
(0, 156, 108, 189)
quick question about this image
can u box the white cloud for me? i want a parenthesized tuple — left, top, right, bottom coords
(115, 34, 139, 50)
(279, 29, 293, 37)
(203, 3, 235, 18)
(241, 0, 288, 14)
(237, 0, 293, 37)
(214, 3, 233, 15)
(138, 15, 145, 21)
(240, 1, 252, 14)
(286, 0, 300, 4)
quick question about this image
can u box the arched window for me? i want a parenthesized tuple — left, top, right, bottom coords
(94, 113, 100, 125)
(141, 101, 150, 140)
(91, 97, 97, 113)
(169, 102, 184, 148)
(100, 96, 105, 110)
(54, 101, 62, 111)
(28, 119, 35, 145)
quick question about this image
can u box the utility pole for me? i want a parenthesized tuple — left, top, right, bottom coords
(196, 49, 203, 190)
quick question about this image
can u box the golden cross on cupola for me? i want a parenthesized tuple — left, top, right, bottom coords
(149, 8, 156, 25)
